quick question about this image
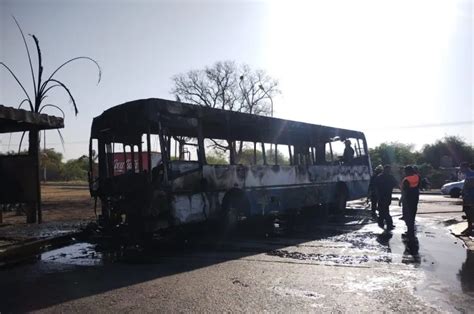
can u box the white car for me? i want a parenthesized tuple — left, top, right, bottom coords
(441, 180, 464, 198)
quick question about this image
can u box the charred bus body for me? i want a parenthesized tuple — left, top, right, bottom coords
(89, 98, 372, 232)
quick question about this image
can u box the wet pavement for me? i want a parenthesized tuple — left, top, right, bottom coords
(0, 195, 473, 312)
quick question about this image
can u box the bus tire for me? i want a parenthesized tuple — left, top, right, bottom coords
(332, 184, 348, 215)
(220, 191, 249, 233)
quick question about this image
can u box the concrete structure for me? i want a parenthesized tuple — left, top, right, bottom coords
(0, 105, 64, 223)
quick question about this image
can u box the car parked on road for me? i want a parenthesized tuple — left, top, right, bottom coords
(441, 180, 464, 198)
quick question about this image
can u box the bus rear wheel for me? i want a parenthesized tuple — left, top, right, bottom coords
(332, 186, 348, 216)
(220, 194, 249, 233)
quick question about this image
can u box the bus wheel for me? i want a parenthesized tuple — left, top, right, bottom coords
(333, 186, 348, 216)
(221, 194, 248, 233)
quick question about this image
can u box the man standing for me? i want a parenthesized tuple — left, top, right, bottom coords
(401, 166, 420, 238)
(375, 165, 398, 230)
(460, 162, 474, 235)
(342, 139, 355, 164)
(368, 165, 383, 219)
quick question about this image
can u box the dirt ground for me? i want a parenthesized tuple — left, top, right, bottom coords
(1, 182, 95, 225)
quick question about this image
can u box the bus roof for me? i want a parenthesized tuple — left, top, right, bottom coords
(91, 98, 365, 145)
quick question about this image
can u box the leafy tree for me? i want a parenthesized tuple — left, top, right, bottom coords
(236, 148, 289, 165)
(40, 149, 64, 180)
(62, 156, 88, 181)
(420, 136, 474, 168)
(369, 142, 418, 167)
(206, 153, 229, 165)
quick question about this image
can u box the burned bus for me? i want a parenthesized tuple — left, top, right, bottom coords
(89, 98, 372, 232)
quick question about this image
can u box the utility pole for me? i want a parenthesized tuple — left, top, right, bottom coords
(43, 130, 47, 182)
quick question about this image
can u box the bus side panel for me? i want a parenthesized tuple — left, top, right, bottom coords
(170, 191, 225, 225)
(169, 164, 370, 224)
(201, 165, 310, 191)
(245, 184, 335, 216)
(308, 165, 371, 201)
(346, 179, 371, 200)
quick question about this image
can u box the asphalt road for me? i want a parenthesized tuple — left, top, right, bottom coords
(0, 194, 472, 312)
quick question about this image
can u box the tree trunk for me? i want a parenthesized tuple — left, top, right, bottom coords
(27, 129, 41, 223)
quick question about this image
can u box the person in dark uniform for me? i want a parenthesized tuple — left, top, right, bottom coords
(375, 165, 398, 230)
(368, 164, 383, 219)
(401, 166, 420, 238)
(460, 162, 474, 236)
(342, 139, 355, 164)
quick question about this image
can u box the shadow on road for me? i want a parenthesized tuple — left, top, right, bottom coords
(1, 206, 473, 312)
(0, 208, 373, 312)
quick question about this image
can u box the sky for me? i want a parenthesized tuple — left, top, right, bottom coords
(0, 0, 472, 160)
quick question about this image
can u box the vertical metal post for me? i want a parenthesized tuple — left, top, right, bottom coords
(275, 144, 278, 165)
(131, 145, 136, 173)
(158, 122, 169, 183)
(138, 143, 143, 172)
(147, 131, 152, 178)
(43, 130, 47, 182)
(288, 145, 293, 165)
(253, 142, 257, 165)
(329, 142, 334, 162)
(197, 120, 206, 165)
(28, 129, 40, 224)
(229, 141, 235, 165)
(123, 144, 127, 172)
(261, 142, 266, 165)
(106, 143, 114, 177)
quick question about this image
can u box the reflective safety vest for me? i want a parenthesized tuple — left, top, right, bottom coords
(403, 175, 420, 188)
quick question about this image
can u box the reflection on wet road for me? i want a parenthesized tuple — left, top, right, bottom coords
(0, 205, 473, 312)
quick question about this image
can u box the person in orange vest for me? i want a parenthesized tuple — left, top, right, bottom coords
(401, 165, 420, 238)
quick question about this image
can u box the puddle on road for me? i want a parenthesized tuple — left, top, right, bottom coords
(41, 243, 105, 266)
(35, 210, 474, 301)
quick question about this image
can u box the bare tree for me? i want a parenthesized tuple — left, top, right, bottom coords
(171, 61, 279, 160)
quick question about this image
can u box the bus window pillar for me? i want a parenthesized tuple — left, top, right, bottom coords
(131, 145, 136, 173)
(253, 142, 257, 165)
(197, 121, 206, 165)
(229, 141, 236, 165)
(146, 131, 152, 179)
(106, 143, 114, 177)
(138, 143, 143, 172)
(288, 145, 293, 165)
(261, 142, 267, 165)
(158, 122, 169, 183)
(275, 144, 278, 165)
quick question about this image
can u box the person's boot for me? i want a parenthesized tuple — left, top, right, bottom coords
(386, 215, 394, 230)
(377, 216, 384, 229)
(371, 210, 378, 220)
